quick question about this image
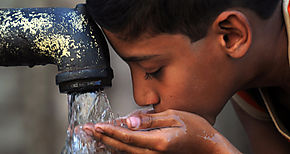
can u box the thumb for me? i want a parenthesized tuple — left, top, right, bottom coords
(126, 110, 183, 130)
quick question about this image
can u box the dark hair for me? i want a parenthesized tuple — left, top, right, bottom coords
(87, 0, 280, 41)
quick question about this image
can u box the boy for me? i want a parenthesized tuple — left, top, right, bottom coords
(84, 0, 290, 153)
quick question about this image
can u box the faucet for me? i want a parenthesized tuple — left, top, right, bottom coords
(0, 4, 113, 94)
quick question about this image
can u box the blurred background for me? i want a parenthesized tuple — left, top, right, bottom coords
(0, 0, 251, 153)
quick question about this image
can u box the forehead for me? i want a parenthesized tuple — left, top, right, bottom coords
(104, 30, 193, 57)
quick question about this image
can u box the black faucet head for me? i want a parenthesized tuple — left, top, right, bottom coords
(55, 4, 113, 94)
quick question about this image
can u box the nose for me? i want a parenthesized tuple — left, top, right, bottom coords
(131, 71, 160, 107)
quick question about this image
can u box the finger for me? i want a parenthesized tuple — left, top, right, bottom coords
(126, 109, 183, 130)
(83, 122, 171, 150)
(70, 124, 95, 143)
(111, 117, 128, 128)
(93, 132, 161, 154)
(83, 123, 96, 136)
(92, 123, 181, 152)
(104, 108, 155, 128)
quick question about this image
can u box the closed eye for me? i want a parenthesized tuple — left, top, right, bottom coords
(144, 67, 162, 80)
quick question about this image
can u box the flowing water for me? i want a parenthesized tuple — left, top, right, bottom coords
(62, 90, 114, 154)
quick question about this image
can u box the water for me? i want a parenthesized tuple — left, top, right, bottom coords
(62, 90, 114, 154)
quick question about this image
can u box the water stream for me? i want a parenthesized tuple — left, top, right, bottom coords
(62, 90, 114, 154)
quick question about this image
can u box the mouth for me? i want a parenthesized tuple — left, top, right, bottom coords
(152, 104, 162, 113)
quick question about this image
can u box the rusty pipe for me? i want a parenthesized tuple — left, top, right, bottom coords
(0, 4, 113, 94)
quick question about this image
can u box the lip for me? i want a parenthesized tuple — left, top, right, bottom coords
(153, 104, 163, 113)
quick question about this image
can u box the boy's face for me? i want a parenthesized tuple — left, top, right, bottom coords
(105, 31, 236, 124)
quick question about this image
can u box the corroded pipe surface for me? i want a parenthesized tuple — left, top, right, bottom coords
(0, 4, 113, 93)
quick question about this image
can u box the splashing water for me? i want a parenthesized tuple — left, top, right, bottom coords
(62, 90, 114, 154)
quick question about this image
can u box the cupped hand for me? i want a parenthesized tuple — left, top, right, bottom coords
(83, 109, 241, 154)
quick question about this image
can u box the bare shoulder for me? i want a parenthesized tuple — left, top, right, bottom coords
(232, 102, 290, 154)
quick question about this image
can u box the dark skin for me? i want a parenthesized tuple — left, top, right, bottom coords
(84, 2, 290, 153)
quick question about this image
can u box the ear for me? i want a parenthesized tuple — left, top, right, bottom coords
(212, 11, 252, 58)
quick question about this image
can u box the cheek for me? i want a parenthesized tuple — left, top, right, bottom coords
(156, 62, 226, 120)
(155, 67, 201, 110)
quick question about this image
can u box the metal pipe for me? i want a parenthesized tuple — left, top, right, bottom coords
(0, 4, 113, 94)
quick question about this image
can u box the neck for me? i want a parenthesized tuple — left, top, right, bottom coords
(248, 1, 290, 90)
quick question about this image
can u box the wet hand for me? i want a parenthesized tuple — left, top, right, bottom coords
(83, 109, 241, 154)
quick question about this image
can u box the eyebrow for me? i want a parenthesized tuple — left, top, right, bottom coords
(122, 55, 160, 62)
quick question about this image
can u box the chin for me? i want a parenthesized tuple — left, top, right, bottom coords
(201, 114, 217, 125)
(208, 117, 217, 126)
